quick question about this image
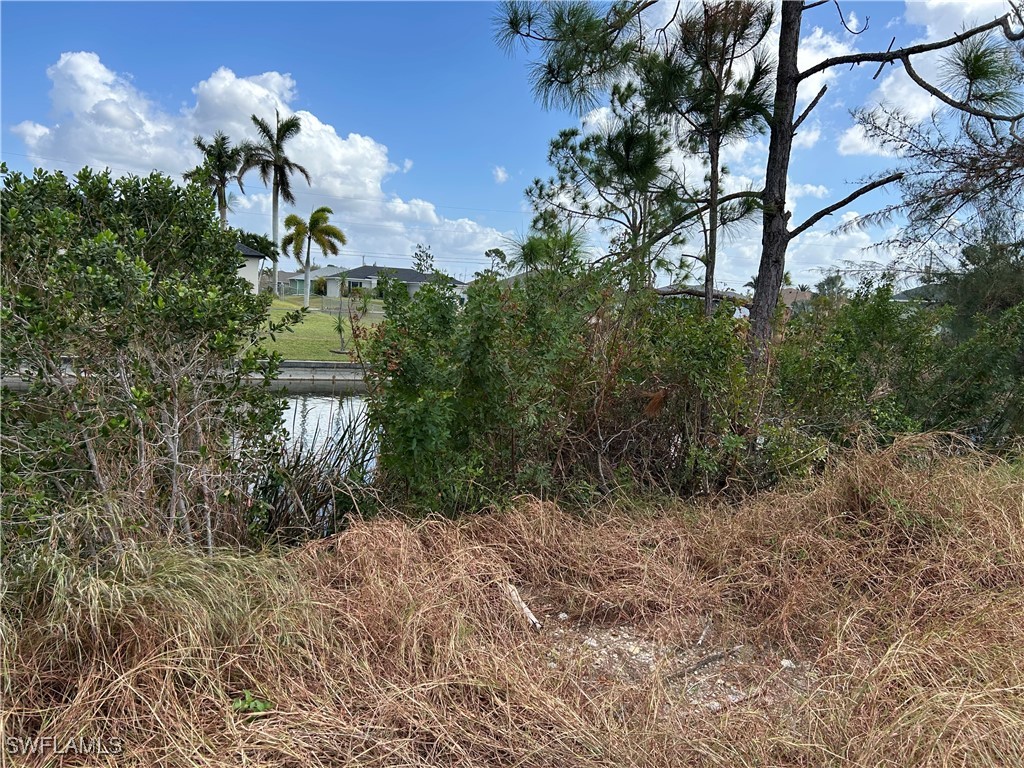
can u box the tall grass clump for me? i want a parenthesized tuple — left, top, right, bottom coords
(250, 408, 378, 542)
(4, 439, 1023, 766)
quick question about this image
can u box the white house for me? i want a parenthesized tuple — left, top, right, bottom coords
(235, 244, 265, 293)
(287, 265, 345, 296)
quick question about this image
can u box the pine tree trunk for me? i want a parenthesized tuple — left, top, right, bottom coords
(704, 138, 721, 317)
(749, 0, 802, 355)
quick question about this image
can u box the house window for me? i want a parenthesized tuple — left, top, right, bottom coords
(349, 281, 363, 289)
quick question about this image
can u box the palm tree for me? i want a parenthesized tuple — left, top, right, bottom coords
(239, 111, 311, 295)
(282, 206, 347, 309)
(746, 270, 791, 292)
(183, 132, 245, 229)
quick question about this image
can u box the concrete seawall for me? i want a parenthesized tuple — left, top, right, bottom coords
(267, 361, 367, 395)
(2, 360, 368, 396)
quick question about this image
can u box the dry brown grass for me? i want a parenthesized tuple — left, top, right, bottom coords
(3, 436, 1023, 766)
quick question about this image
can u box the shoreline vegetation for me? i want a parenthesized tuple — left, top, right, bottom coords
(4, 438, 1023, 766)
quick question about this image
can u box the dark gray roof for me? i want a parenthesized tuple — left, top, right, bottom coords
(235, 243, 266, 259)
(289, 265, 345, 281)
(894, 284, 946, 303)
(333, 264, 467, 286)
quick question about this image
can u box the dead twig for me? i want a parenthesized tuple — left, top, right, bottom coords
(505, 583, 543, 632)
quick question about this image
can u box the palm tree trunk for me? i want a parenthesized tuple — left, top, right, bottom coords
(218, 187, 228, 230)
(272, 178, 281, 296)
(303, 235, 312, 309)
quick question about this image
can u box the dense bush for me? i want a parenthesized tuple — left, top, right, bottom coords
(776, 279, 1024, 444)
(0, 166, 300, 553)
(364, 262, 769, 510)
(366, 264, 1023, 512)
(926, 302, 1024, 441)
(776, 282, 941, 438)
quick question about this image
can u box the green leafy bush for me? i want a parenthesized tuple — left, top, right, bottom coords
(0, 166, 299, 552)
(776, 278, 1023, 446)
(776, 282, 942, 439)
(926, 302, 1024, 441)
(364, 261, 763, 511)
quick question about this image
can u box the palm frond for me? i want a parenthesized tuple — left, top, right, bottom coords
(283, 213, 306, 229)
(277, 172, 297, 205)
(309, 206, 335, 228)
(317, 224, 346, 244)
(283, 159, 313, 186)
(276, 114, 304, 144)
(250, 114, 275, 145)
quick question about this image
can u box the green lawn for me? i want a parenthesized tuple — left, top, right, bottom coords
(266, 298, 382, 361)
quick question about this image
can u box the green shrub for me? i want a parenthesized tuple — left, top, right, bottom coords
(926, 302, 1024, 442)
(776, 282, 942, 440)
(0, 166, 299, 552)
(776, 278, 1024, 446)
(364, 262, 763, 511)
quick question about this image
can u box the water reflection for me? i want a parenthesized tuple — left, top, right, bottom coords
(282, 395, 368, 450)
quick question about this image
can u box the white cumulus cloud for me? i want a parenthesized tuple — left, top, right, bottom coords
(837, 124, 896, 157)
(9, 52, 511, 277)
(492, 165, 509, 184)
(12, 51, 190, 174)
(792, 122, 822, 149)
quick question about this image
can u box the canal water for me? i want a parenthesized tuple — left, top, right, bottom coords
(282, 394, 368, 450)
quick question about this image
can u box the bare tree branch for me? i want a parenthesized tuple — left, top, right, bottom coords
(833, 0, 869, 35)
(900, 54, 1024, 122)
(655, 283, 750, 305)
(793, 85, 827, 132)
(788, 173, 903, 240)
(799, 13, 1024, 83)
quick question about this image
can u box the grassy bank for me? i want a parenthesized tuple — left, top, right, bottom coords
(265, 297, 383, 361)
(4, 437, 1023, 766)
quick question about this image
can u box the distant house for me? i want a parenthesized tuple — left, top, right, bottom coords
(259, 269, 299, 295)
(235, 243, 266, 293)
(496, 269, 541, 287)
(287, 265, 345, 296)
(779, 287, 815, 309)
(324, 264, 468, 298)
(272, 270, 299, 295)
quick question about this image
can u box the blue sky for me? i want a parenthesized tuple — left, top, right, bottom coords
(2, 1, 1015, 286)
